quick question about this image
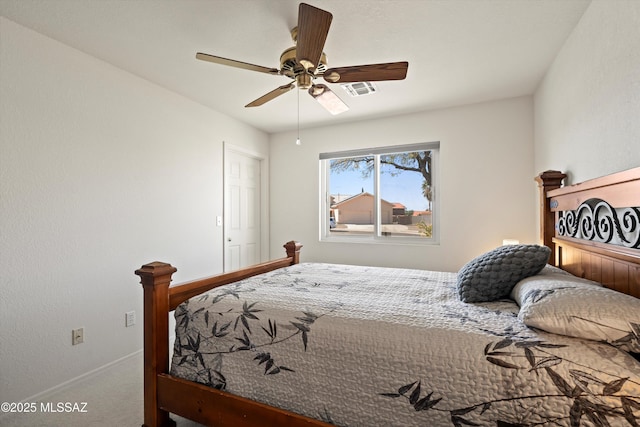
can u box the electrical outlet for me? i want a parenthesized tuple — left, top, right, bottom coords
(72, 328, 84, 345)
(125, 311, 136, 327)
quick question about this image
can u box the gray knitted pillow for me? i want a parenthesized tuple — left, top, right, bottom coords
(457, 244, 551, 303)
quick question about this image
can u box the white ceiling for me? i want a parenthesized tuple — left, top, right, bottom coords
(0, 0, 591, 134)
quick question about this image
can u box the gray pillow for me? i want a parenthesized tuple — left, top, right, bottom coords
(457, 244, 551, 303)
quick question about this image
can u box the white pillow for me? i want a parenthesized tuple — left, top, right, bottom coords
(537, 264, 573, 277)
(511, 272, 640, 353)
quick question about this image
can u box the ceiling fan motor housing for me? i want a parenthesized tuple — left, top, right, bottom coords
(280, 46, 327, 80)
(296, 73, 312, 89)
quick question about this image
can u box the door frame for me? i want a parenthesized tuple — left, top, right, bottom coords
(223, 142, 269, 271)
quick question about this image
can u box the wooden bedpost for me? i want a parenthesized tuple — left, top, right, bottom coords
(284, 240, 303, 264)
(135, 262, 178, 427)
(535, 170, 566, 265)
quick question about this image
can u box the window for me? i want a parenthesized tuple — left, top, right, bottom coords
(320, 142, 439, 243)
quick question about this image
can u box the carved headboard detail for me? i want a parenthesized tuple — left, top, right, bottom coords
(556, 198, 640, 249)
(536, 167, 640, 298)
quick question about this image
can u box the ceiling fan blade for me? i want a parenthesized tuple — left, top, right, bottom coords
(196, 52, 280, 75)
(296, 3, 332, 72)
(323, 62, 409, 83)
(308, 84, 349, 115)
(245, 83, 295, 107)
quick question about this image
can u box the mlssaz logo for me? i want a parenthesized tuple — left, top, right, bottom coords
(40, 402, 88, 413)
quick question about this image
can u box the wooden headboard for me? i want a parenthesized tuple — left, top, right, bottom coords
(536, 167, 640, 298)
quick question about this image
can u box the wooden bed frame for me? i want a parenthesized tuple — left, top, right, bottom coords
(136, 168, 640, 427)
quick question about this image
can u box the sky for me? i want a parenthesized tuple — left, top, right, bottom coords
(330, 166, 429, 211)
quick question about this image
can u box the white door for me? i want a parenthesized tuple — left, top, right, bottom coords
(224, 149, 261, 271)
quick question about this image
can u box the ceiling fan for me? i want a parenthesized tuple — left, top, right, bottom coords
(196, 2, 409, 115)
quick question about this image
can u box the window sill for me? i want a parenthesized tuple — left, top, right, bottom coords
(320, 235, 439, 246)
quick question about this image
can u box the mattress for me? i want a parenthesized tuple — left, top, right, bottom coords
(170, 263, 640, 426)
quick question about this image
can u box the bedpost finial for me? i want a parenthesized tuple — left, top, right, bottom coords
(535, 171, 566, 266)
(535, 170, 567, 188)
(284, 241, 303, 264)
(135, 262, 177, 287)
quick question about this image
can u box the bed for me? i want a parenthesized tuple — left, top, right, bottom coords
(136, 167, 640, 427)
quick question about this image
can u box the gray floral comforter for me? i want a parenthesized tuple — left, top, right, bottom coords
(170, 263, 640, 426)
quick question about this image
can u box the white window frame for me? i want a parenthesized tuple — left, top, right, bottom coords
(319, 142, 440, 245)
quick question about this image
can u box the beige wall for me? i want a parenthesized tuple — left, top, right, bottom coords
(0, 18, 268, 403)
(534, 0, 640, 184)
(270, 96, 535, 272)
(533, 0, 640, 240)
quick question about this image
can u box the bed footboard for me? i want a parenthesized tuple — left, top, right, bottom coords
(135, 241, 303, 427)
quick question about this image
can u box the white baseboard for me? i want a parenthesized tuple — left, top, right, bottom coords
(19, 348, 143, 404)
(15, 335, 177, 406)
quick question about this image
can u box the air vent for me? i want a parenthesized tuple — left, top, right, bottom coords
(340, 82, 377, 97)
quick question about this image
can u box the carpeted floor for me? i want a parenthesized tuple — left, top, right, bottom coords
(0, 351, 203, 427)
